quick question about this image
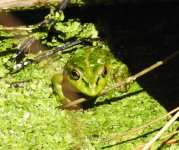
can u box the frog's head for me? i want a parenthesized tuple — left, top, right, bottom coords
(63, 47, 110, 97)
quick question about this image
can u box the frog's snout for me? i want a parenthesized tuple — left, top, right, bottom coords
(89, 83, 96, 89)
(81, 83, 102, 97)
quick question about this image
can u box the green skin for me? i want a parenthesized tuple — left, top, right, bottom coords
(52, 46, 129, 105)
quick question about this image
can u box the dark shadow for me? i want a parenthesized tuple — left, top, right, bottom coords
(60, 90, 143, 110)
(94, 89, 143, 108)
(102, 127, 161, 149)
(64, 1, 179, 111)
(9, 8, 49, 26)
(0, 48, 15, 57)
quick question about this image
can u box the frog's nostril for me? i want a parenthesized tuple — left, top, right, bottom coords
(96, 77, 100, 85)
(82, 78, 88, 87)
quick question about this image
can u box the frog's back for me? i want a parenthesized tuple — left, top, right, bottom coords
(73, 46, 111, 62)
(66, 46, 112, 72)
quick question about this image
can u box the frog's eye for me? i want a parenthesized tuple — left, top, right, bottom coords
(101, 66, 108, 78)
(70, 70, 80, 80)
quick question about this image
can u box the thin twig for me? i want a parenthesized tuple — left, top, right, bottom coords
(0, 27, 32, 31)
(101, 49, 179, 95)
(61, 98, 87, 109)
(103, 107, 179, 142)
(62, 49, 179, 108)
(142, 110, 179, 150)
(8, 39, 82, 73)
(133, 130, 179, 150)
(34, 40, 82, 61)
(160, 130, 179, 140)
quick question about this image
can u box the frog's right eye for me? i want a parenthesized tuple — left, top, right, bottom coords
(70, 70, 80, 80)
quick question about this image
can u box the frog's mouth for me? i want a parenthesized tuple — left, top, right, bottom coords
(76, 93, 97, 109)
(78, 85, 103, 97)
(62, 85, 94, 100)
(77, 92, 95, 99)
(62, 87, 97, 109)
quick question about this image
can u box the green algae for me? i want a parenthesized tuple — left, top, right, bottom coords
(0, 2, 178, 150)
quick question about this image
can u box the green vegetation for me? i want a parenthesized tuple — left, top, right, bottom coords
(0, 3, 178, 149)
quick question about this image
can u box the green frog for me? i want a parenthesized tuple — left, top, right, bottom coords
(52, 46, 130, 109)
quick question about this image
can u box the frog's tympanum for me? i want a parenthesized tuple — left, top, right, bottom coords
(52, 46, 130, 108)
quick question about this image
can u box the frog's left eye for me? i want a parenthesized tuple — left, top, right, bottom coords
(101, 66, 108, 78)
(70, 70, 80, 80)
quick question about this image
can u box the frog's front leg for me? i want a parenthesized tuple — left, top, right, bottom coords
(114, 74, 128, 93)
(52, 74, 71, 104)
(113, 62, 130, 93)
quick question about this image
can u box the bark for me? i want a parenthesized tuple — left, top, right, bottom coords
(0, 0, 63, 11)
